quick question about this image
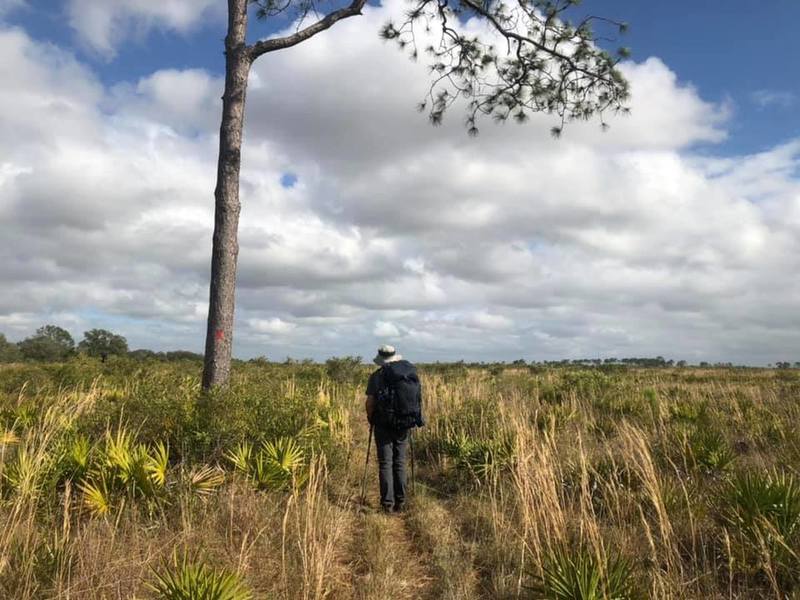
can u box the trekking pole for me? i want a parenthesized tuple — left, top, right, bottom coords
(360, 422, 374, 502)
(409, 429, 416, 495)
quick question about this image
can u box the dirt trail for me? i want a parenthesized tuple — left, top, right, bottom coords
(335, 415, 439, 600)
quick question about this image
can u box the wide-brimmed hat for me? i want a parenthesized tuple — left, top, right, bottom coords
(373, 344, 402, 366)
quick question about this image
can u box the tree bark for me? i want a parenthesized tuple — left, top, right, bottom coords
(201, 0, 367, 390)
(202, 0, 251, 390)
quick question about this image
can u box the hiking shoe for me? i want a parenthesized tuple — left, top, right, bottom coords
(380, 504, 394, 514)
(394, 503, 406, 513)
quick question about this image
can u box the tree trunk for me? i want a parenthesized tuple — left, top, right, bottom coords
(202, 0, 251, 390)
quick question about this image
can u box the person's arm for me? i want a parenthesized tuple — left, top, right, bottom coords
(365, 394, 376, 424)
(417, 384, 425, 426)
(365, 370, 378, 424)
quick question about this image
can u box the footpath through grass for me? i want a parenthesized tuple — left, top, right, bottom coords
(1, 359, 800, 598)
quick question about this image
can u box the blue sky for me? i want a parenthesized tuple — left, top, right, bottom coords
(1, 0, 799, 364)
(600, 1, 800, 155)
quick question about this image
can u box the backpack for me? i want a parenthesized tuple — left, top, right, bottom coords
(374, 360, 424, 430)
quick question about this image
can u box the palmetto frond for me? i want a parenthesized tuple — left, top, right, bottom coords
(148, 552, 252, 600)
(225, 441, 253, 475)
(57, 433, 92, 481)
(104, 427, 135, 472)
(722, 469, 800, 577)
(528, 546, 642, 600)
(4, 445, 40, 497)
(68, 434, 91, 471)
(261, 437, 305, 473)
(237, 437, 307, 491)
(259, 437, 306, 489)
(147, 441, 170, 488)
(101, 427, 160, 498)
(250, 452, 272, 490)
(190, 465, 225, 496)
(79, 476, 112, 516)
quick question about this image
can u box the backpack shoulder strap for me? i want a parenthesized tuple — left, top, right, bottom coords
(377, 364, 395, 391)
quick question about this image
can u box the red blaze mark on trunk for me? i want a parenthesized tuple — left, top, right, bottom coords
(215, 329, 225, 342)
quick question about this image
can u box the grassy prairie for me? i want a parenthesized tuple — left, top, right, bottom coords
(1, 359, 800, 598)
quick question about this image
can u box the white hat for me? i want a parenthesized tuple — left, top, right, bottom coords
(373, 344, 402, 366)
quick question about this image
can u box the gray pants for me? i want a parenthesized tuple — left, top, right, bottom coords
(374, 424, 409, 509)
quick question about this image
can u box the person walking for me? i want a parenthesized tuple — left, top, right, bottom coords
(365, 345, 424, 513)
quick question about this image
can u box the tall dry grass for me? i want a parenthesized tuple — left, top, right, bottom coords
(413, 366, 800, 598)
(0, 365, 353, 599)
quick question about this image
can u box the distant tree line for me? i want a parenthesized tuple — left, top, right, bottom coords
(423, 357, 800, 370)
(0, 325, 204, 364)
(0, 325, 128, 363)
(2, 328, 798, 369)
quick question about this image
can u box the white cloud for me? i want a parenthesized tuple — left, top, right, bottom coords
(66, 0, 224, 57)
(108, 69, 222, 134)
(373, 321, 401, 338)
(1, 5, 800, 364)
(751, 89, 795, 109)
(248, 318, 297, 335)
(463, 312, 514, 331)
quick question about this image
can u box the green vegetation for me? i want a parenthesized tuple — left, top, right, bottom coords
(1, 359, 800, 598)
(529, 547, 642, 600)
(77, 328, 128, 362)
(324, 355, 363, 384)
(17, 325, 75, 362)
(149, 553, 252, 600)
(0, 334, 21, 363)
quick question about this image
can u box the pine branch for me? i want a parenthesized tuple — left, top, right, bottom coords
(248, 0, 368, 59)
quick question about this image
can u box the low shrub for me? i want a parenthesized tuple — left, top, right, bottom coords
(527, 546, 643, 600)
(721, 469, 800, 585)
(149, 552, 252, 600)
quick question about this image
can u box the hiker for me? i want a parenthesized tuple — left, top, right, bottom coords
(365, 345, 424, 513)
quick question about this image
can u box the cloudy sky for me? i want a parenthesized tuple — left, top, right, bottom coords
(0, 1, 799, 364)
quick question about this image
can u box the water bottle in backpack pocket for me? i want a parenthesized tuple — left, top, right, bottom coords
(374, 360, 423, 430)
